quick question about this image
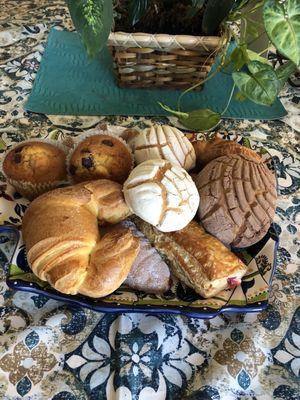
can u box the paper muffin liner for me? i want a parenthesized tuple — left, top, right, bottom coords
(84, 123, 140, 141)
(5, 178, 69, 201)
(1, 138, 70, 200)
(66, 129, 135, 184)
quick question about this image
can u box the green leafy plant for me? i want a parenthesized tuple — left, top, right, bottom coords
(67, 0, 299, 131)
(263, 0, 300, 65)
(67, 0, 113, 58)
(159, 0, 299, 130)
(66, 0, 216, 56)
(129, 0, 151, 26)
(202, 0, 235, 35)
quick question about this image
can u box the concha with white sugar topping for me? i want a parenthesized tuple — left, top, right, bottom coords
(123, 159, 200, 232)
(132, 125, 196, 171)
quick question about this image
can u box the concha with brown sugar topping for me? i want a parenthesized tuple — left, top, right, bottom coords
(195, 154, 277, 248)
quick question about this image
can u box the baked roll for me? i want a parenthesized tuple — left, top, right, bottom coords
(123, 159, 199, 232)
(192, 137, 262, 170)
(68, 134, 133, 184)
(131, 125, 196, 171)
(120, 219, 171, 294)
(22, 180, 140, 298)
(132, 217, 248, 298)
(195, 154, 277, 247)
(2, 140, 68, 200)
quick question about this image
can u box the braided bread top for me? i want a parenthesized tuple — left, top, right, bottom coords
(22, 180, 140, 297)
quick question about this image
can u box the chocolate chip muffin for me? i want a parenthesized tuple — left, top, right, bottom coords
(68, 134, 133, 184)
(2, 140, 67, 200)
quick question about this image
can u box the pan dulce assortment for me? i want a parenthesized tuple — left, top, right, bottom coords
(2, 125, 277, 299)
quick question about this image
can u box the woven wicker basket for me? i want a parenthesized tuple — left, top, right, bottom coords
(108, 31, 227, 90)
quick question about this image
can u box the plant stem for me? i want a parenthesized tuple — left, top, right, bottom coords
(221, 83, 236, 116)
(246, 30, 266, 46)
(177, 43, 230, 110)
(176, 26, 231, 111)
(248, 1, 264, 13)
(258, 46, 271, 56)
(242, 17, 247, 43)
(177, 68, 219, 111)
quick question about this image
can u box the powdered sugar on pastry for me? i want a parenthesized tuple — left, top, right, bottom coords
(121, 219, 171, 294)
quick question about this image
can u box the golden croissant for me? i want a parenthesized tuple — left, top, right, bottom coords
(22, 180, 140, 297)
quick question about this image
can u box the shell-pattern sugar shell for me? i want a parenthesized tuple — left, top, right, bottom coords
(196, 154, 277, 248)
(123, 159, 199, 232)
(132, 125, 196, 171)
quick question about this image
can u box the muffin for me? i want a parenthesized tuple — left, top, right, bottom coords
(68, 134, 133, 184)
(2, 140, 68, 200)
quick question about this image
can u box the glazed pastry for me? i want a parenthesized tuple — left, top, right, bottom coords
(120, 219, 171, 293)
(2, 140, 67, 200)
(132, 217, 247, 298)
(123, 159, 199, 232)
(132, 125, 196, 171)
(196, 154, 277, 248)
(192, 137, 262, 169)
(68, 134, 133, 184)
(22, 180, 139, 298)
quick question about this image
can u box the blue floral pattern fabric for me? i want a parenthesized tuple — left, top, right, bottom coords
(0, 1, 299, 399)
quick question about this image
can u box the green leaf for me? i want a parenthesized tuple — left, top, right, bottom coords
(245, 18, 263, 40)
(232, 0, 252, 11)
(129, 0, 151, 26)
(186, 0, 205, 18)
(179, 109, 221, 131)
(263, 0, 300, 66)
(191, 0, 205, 6)
(276, 61, 297, 90)
(9, 264, 24, 277)
(234, 91, 247, 101)
(246, 49, 271, 65)
(0, 138, 6, 150)
(9, 265, 49, 287)
(67, 0, 113, 58)
(50, 129, 60, 140)
(232, 61, 278, 106)
(241, 137, 252, 148)
(202, 0, 235, 35)
(230, 44, 249, 71)
(158, 103, 221, 131)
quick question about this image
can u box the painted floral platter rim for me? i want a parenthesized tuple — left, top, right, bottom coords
(3, 224, 279, 319)
(2, 137, 280, 319)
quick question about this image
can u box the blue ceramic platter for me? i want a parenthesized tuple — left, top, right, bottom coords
(1, 137, 279, 319)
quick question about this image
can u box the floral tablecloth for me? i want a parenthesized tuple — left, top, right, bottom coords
(0, 2, 299, 399)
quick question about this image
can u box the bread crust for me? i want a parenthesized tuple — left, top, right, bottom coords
(121, 219, 171, 293)
(68, 134, 133, 184)
(132, 125, 196, 171)
(22, 180, 139, 297)
(132, 217, 247, 298)
(192, 137, 262, 170)
(196, 154, 277, 247)
(3, 141, 67, 183)
(123, 159, 199, 232)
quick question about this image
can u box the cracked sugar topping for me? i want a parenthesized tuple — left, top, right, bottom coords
(124, 159, 199, 232)
(196, 154, 277, 248)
